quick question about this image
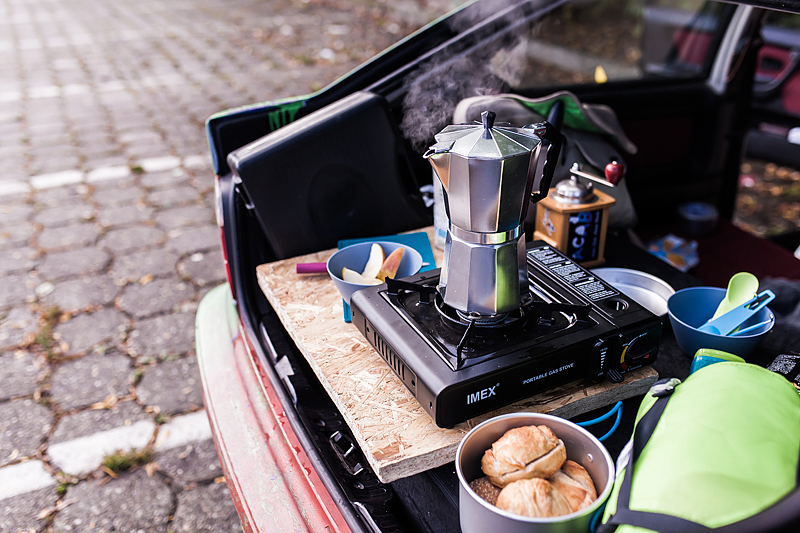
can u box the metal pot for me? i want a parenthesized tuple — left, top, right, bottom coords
(456, 413, 614, 533)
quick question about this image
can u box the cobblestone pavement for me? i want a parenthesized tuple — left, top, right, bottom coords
(0, 0, 452, 531)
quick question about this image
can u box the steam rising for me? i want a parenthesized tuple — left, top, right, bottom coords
(400, 55, 507, 152)
(399, 0, 549, 152)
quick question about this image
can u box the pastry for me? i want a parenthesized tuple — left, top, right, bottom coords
(495, 478, 575, 518)
(481, 425, 566, 487)
(548, 460, 597, 511)
(560, 459, 597, 499)
(468, 476, 502, 506)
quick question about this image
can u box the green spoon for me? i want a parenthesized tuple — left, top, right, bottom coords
(711, 272, 759, 320)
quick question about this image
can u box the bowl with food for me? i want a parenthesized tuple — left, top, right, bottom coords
(456, 412, 614, 533)
(327, 241, 423, 304)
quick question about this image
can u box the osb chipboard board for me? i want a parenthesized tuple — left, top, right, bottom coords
(256, 228, 658, 483)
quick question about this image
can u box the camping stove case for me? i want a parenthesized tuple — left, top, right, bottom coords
(350, 241, 661, 428)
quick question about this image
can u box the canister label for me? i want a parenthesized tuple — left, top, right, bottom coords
(567, 209, 603, 262)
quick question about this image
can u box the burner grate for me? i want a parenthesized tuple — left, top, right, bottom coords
(383, 276, 593, 371)
(455, 310, 509, 325)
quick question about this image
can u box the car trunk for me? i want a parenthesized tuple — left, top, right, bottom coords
(205, 1, 798, 531)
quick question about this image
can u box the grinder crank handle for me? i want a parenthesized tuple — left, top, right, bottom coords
(526, 120, 565, 204)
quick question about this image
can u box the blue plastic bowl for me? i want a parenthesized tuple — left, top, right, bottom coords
(667, 286, 774, 358)
(327, 241, 423, 304)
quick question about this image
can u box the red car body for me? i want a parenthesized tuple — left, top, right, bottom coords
(197, 284, 352, 532)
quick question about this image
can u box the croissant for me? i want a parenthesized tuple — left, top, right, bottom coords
(481, 425, 566, 488)
(495, 478, 576, 518)
(548, 460, 597, 512)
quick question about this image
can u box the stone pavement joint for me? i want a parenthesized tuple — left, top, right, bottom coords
(47, 419, 157, 476)
(1, 408, 215, 503)
(154, 410, 212, 451)
(0, 158, 209, 198)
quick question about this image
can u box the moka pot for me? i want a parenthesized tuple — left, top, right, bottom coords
(424, 111, 562, 315)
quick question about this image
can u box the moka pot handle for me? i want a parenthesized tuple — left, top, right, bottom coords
(525, 121, 564, 205)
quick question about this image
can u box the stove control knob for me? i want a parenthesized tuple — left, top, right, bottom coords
(622, 335, 658, 367)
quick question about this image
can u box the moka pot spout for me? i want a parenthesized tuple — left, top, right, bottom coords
(423, 140, 452, 192)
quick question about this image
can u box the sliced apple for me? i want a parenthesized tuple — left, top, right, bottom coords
(376, 247, 404, 282)
(361, 243, 385, 279)
(342, 267, 382, 285)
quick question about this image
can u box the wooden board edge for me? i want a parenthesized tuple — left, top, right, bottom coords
(371, 367, 659, 484)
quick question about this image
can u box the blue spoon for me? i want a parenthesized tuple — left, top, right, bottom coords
(727, 316, 775, 336)
(698, 290, 775, 335)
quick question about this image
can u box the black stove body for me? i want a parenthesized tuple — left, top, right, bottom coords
(350, 241, 661, 428)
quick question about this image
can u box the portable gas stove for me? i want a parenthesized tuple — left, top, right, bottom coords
(350, 241, 661, 428)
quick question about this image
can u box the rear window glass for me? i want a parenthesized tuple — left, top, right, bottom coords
(491, 0, 728, 90)
(399, 0, 733, 150)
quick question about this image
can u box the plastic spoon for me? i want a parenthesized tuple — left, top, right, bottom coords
(710, 272, 759, 320)
(727, 316, 774, 337)
(699, 290, 775, 335)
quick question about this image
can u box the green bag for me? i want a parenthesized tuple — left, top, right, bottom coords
(599, 362, 800, 532)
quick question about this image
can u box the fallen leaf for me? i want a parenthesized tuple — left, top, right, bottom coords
(144, 462, 158, 477)
(101, 466, 118, 478)
(55, 471, 78, 484)
(214, 476, 227, 484)
(36, 498, 75, 519)
(90, 394, 118, 410)
(139, 274, 154, 285)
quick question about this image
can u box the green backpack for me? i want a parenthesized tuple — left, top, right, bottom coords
(599, 362, 800, 532)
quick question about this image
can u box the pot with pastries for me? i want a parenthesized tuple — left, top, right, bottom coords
(456, 413, 615, 533)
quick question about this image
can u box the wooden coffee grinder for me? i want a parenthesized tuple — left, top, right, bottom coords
(533, 162, 620, 267)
